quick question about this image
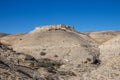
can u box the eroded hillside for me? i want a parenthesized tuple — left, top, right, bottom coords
(0, 24, 120, 80)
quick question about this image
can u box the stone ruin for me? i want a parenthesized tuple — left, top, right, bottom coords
(31, 24, 76, 33)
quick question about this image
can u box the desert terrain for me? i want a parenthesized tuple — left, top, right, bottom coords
(0, 24, 120, 80)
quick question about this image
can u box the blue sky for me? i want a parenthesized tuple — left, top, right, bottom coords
(0, 0, 120, 34)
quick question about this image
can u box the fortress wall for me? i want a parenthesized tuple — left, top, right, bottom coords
(31, 24, 75, 33)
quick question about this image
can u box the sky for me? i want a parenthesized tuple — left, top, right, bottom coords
(0, 0, 120, 34)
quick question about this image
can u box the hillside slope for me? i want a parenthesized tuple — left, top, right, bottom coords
(0, 33, 25, 45)
(0, 24, 120, 80)
(12, 24, 100, 80)
(99, 35, 120, 62)
(83, 31, 120, 44)
(0, 32, 9, 38)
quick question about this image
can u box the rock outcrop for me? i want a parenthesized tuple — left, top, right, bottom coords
(0, 43, 70, 80)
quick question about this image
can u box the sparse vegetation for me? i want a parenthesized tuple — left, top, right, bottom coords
(57, 71, 76, 76)
(54, 55, 58, 57)
(25, 54, 36, 61)
(37, 58, 63, 69)
(40, 52, 46, 56)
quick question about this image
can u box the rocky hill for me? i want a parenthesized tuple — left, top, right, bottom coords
(0, 33, 26, 45)
(0, 24, 120, 80)
(83, 31, 120, 44)
(0, 32, 9, 38)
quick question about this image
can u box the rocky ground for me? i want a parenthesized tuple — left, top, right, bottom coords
(0, 24, 120, 80)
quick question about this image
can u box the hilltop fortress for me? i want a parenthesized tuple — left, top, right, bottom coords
(31, 24, 76, 33)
